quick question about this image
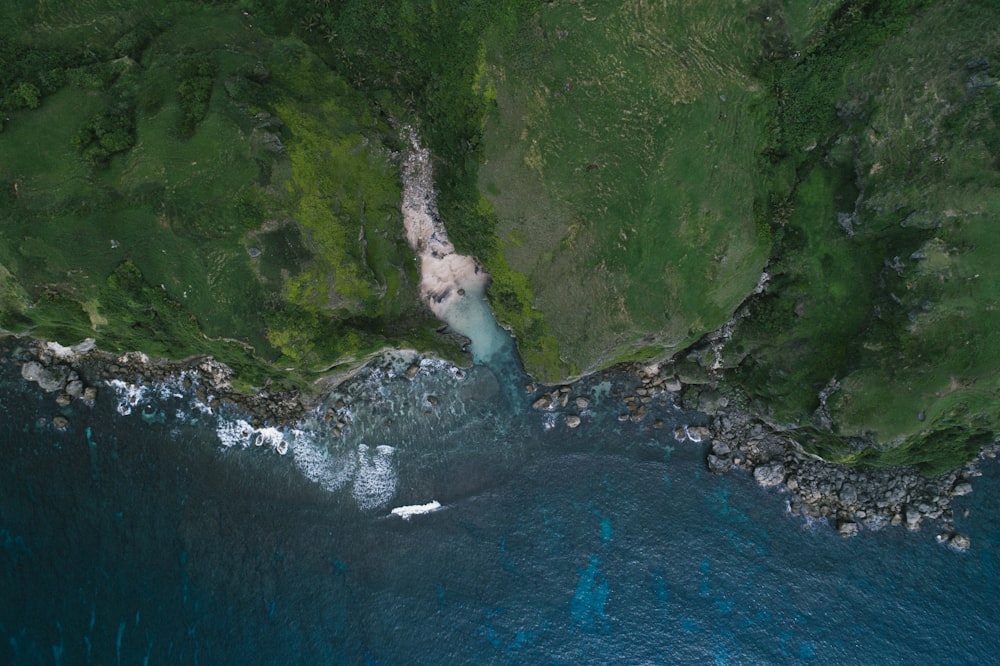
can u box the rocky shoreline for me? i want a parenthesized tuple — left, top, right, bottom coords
(9, 332, 995, 550)
(8, 335, 308, 430)
(616, 359, 995, 551)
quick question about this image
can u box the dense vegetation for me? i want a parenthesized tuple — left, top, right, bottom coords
(0, 0, 996, 472)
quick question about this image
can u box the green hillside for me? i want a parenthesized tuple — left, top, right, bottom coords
(0, 0, 997, 471)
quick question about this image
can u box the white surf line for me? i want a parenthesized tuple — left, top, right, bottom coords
(399, 127, 505, 362)
(390, 500, 442, 520)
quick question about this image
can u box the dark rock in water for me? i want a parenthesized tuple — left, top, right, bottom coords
(754, 462, 785, 488)
(837, 520, 860, 538)
(532, 396, 552, 410)
(65, 379, 84, 398)
(952, 482, 973, 496)
(52, 416, 70, 431)
(686, 425, 711, 442)
(82, 386, 98, 402)
(711, 440, 731, 457)
(707, 454, 732, 474)
(565, 415, 581, 429)
(21, 361, 69, 392)
(405, 365, 420, 379)
(948, 533, 971, 552)
(55, 393, 71, 407)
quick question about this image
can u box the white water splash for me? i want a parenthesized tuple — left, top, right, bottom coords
(215, 418, 288, 454)
(391, 501, 441, 520)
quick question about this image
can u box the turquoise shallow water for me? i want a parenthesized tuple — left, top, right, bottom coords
(1, 347, 998, 664)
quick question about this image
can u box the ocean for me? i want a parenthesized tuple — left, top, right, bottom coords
(1, 339, 998, 664)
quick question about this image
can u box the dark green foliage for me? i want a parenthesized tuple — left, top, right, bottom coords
(0, 38, 77, 113)
(243, 0, 534, 259)
(176, 55, 218, 137)
(774, 0, 936, 155)
(72, 73, 138, 165)
(113, 19, 166, 60)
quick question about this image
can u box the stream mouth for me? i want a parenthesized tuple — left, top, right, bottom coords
(399, 128, 526, 396)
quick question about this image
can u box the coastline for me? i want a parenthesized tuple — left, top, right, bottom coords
(8, 327, 996, 549)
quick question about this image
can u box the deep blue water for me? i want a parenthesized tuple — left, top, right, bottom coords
(1, 351, 998, 665)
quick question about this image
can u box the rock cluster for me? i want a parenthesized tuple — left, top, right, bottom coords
(530, 384, 590, 429)
(13, 337, 305, 430)
(20, 341, 100, 411)
(700, 401, 992, 548)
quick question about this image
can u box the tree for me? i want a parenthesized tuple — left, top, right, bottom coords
(12, 82, 40, 109)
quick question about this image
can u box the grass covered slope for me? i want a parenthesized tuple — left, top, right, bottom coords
(727, 0, 1000, 473)
(0, 2, 457, 390)
(479, 0, 774, 380)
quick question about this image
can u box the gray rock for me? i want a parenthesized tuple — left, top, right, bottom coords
(754, 462, 786, 488)
(566, 415, 581, 429)
(948, 533, 971, 552)
(711, 440, 731, 456)
(575, 396, 590, 410)
(952, 482, 973, 496)
(532, 396, 551, 410)
(905, 506, 922, 530)
(663, 377, 683, 392)
(837, 520, 860, 537)
(65, 380, 85, 398)
(707, 454, 733, 474)
(21, 361, 69, 392)
(839, 484, 857, 504)
(686, 426, 711, 443)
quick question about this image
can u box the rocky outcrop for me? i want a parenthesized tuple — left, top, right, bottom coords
(696, 391, 993, 545)
(11, 336, 305, 429)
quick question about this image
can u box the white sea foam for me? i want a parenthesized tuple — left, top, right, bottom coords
(106, 379, 150, 416)
(351, 444, 398, 510)
(215, 419, 256, 448)
(292, 442, 356, 493)
(214, 419, 288, 454)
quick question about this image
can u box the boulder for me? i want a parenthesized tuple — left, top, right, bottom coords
(711, 441, 731, 456)
(52, 416, 70, 431)
(566, 415, 581, 429)
(65, 379, 84, 398)
(575, 396, 590, 410)
(837, 520, 860, 538)
(21, 361, 69, 392)
(948, 533, 971, 552)
(952, 482, 973, 496)
(532, 396, 552, 410)
(707, 454, 732, 474)
(663, 377, 683, 392)
(686, 426, 711, 443)
(754, 462, 786, 488)
(905, 506, 922, 530)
